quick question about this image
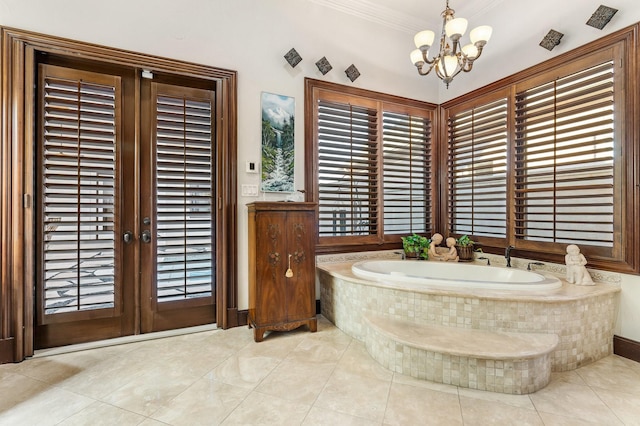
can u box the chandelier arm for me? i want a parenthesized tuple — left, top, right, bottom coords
(416, 60, 438, 76)
(471, 44, 486, 61)
(421, 50, 437, 65)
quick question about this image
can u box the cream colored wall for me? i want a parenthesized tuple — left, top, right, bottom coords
(1, 0, 638, 342)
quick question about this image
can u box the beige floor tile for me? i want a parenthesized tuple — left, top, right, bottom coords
(392, 372, 459, 395)
(537, 410, 621, 425)
(54, 350, 157, 399)
(458, 386, 536, 410)
(0, 383, 94, 425)
(57, 401, 146, 425)
(384, 381, 463, 425)
(150, 377, 250, 425)
(256, 357, 335, 405)
(138, 419, 170, 426)
(0, 372, 52, 412)
(302, 405, 380, 425)
(239, 331, 307, 359)
(287, 336, 351, 365)
(206, 352, 282, 389)
(333, 341, 393, 381)
(460, 395, 543, 426)
(13, 346, 126, 383)
(592, 386, 640, 426)
(221, 391, 311, 425)
(529, 380, 622, 425)
(101, 368, 202, 417)
(550, 369, 588, 386)
(576, 356, 640, 393)
(314, 369, 391, 422)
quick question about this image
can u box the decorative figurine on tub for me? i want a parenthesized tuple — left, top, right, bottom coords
(429, 233, 459, 262)
(443, 237, 460, 262)
(565, 244, 594, 285)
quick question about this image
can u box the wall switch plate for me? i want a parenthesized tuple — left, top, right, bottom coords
(241, 184, 259, 197)
(246, 161, 258, 173)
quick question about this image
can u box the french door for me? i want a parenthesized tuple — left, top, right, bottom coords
(34, 59, 217, 349)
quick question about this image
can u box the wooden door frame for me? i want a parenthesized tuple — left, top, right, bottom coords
(0, 27, 238, 363)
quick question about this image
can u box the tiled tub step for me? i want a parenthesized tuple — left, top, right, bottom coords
(363, 314, 559, 394)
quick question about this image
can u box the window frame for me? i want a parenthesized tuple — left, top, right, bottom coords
(304, 78, 437, 253)
(442, 32, 638, 274)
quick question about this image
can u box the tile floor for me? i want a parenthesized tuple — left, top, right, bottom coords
(1, 316, 639, 425)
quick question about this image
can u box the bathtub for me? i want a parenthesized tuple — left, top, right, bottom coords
(351, 260, 563, 292)
(319, 256, 620, 374)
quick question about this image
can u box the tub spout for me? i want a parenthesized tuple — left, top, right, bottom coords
(394, 251, 406, 260)
(505, 245, 515, 267)
(478, 257, 490, 266)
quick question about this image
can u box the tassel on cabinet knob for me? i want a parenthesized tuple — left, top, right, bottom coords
(285, 254, 294, 278)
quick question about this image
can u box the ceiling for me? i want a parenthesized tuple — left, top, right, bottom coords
(309, 0, 506, 34)
(309, 0, 640, 100)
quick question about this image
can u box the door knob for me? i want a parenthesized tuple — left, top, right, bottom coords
(141, 230, 152, 243)
(123, 231, 133, 244)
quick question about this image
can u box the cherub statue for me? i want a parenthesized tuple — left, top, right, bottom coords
(429, 234, 459, 262)
(442, 237, 459, 262)
(428, 233, 444, 260)
(565, 244, 594, 285)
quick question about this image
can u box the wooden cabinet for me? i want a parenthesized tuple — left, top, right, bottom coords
(247, 202, 318, 342)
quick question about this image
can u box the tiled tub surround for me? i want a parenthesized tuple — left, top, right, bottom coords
(317, 256, 620, 393)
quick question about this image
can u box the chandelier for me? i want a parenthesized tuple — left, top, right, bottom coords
(410, 0, 492, 88)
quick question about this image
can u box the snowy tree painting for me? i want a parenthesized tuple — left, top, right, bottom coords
(261, 92, 295, 192)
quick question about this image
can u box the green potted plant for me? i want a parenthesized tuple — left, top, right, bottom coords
(456, 235, 475, 262)
(401, 233, 430, 260)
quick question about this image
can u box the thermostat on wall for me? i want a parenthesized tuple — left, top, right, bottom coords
(246, 161, 258, 173)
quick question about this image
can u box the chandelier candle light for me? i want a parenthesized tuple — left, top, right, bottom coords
(411, 0, 492, 88)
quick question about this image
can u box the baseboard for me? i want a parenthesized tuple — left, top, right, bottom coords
(614, 335, 640, 363)
(316, 299, 321, 315)
(0, 337, 15, 364)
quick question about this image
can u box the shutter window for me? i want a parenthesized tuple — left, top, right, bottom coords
(448, 98, 508, 238)
(514, 62, 615, 246)
(155, 94, 214, 302)
(383, 111, 431, 234)
(41, 71, 118, 315)
(317, 100, 378, 237)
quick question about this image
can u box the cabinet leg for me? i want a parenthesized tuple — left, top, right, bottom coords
(309, 318, 318, 333)
(253, 327, 265, 342)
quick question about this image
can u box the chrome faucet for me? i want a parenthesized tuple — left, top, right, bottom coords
(505, 245, 514, 267)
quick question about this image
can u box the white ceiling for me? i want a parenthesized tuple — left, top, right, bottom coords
(309, 0, 640, 101)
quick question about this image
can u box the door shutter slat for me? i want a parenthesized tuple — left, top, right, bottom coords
(40, 69, 119, 315)
(155, 94, 214, 303)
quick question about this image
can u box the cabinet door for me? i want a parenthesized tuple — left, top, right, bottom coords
(285, 211, 315, 321)
(254, 211, 287, 325)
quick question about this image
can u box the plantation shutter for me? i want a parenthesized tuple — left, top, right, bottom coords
(382, 110, 432, 234)
(155, 89, 215, 302)
(448, 98, 508, 238)
(317, 99, 378, 238)
(514, 61, 615, 247)
(40, 65, 119, 316)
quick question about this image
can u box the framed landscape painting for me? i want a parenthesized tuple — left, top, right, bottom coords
(260, 92, 295, 192)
